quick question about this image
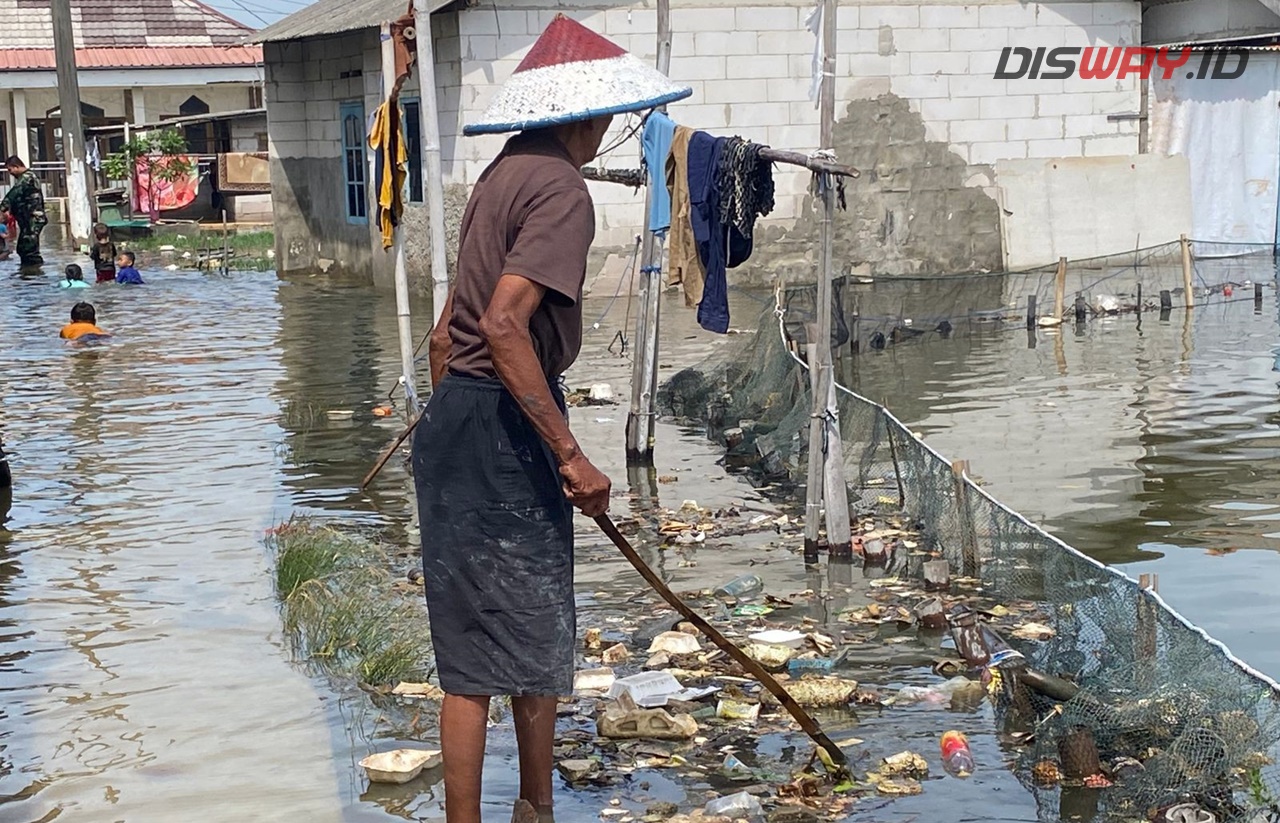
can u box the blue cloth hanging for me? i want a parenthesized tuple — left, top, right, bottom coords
(641, 111, 677, 235)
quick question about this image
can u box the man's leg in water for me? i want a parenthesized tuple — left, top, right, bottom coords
(512, 695, 558, 821)
(441, 693, 490, 823)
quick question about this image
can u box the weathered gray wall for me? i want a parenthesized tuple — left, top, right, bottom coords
(265, 32, 379, 277)
(1143, 0, 1280, 44)
(264, 13, 464, 293)
(743, 93, 1003, 284)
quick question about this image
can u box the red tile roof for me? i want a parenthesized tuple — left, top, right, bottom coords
(0, 0, 251, 50)
(0, 45, 261, 70)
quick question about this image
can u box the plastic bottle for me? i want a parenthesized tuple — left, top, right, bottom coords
(705, 791, 763, 818)
(940, 730, 976, 778)
(713, 574, 764, 600)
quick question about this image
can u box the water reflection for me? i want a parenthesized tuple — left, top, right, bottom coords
(849, 256, 1280, 674)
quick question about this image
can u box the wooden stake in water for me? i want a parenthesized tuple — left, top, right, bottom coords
(1180, 234, 1195, 308)
(1054, 257, 1067, 320)
(951, 459, 978, 577)
(1136, 573, 1159, 691)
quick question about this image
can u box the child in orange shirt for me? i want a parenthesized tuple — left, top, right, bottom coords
(60, 302, 110, 340)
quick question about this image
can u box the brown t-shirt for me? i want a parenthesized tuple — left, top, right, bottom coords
(447, 130, 595, 380)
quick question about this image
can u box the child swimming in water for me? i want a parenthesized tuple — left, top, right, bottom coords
(115, 251, 144, 285)
(60, 302, 110, 340)
(59, 263, 90, 289)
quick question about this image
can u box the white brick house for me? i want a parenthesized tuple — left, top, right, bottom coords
(257, 0, 1148, 288)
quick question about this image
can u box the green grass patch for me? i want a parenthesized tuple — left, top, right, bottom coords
(266, 517, 433, 687)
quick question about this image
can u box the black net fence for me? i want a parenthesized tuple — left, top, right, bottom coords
(776, 239, 1278, 355)
(659, 239, 1280, 822)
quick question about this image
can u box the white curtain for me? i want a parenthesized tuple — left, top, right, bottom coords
(1149, 53, 1280, 245)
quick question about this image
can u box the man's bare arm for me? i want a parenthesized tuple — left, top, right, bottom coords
(480, 274, 610, 515)
(428, 288, 455, 389)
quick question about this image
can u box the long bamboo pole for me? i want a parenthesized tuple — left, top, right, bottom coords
(595, 515, 850, 769)
(411, 0, 451, 336)
(804, 0, 851, 558)
(381, 24, 418, 417)
(625, 0, 672, 466)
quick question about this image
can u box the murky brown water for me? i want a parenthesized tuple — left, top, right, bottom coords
(3, 249, 1278, 822)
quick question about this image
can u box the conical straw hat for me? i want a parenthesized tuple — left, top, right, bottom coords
(463, 15, 692, 135)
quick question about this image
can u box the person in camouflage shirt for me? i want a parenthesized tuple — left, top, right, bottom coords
(3, 156, 48, 266)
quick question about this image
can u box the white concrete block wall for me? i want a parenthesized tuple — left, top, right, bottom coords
(266, 34, 368, 161)
(450, 0, 1142, 249)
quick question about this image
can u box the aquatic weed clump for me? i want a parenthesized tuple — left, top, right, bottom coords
(266, 518, 433, 687)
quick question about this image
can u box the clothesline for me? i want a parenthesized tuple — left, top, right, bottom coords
(582, 146, 859, 189)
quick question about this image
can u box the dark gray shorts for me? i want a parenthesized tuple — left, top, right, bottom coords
(411, 374, 575, 696)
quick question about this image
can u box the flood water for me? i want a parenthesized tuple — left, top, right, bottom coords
(846, 256, 1280, 680)
(2, 247, 1279, 822)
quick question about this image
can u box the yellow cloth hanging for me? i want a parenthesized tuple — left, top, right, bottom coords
(368, 100, 408, 250)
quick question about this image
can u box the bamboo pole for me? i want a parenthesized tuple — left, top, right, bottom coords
(381, 23, 418, 417)
(411, 0, 451, 336)
(803, 336, 824, 562)
(804, 0, 851, 559)
(1180, 234, 1195, 307)
(624, 0, 672, 466)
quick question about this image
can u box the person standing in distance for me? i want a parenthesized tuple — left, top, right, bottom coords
(2, 156, 48, 267)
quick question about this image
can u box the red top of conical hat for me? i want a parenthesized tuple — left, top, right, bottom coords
(515, 14, 626, 73)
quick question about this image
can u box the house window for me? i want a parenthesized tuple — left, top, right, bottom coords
(256, 132, 269, 152)
(179, 95, 212, 153)
(402, 98, 423, 204)
(340, 100, 367, 224)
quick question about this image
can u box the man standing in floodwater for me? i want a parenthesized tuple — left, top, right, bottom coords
(411, 16, 691, 823)
(2, 156, 48, 267)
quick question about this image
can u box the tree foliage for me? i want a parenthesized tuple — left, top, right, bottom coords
(103, 128, 194, 219)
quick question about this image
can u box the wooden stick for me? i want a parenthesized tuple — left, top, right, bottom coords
(581, 148, 860, 189)
(885, 421, 906, 509)
(360, 410, 422, 489)
(581, 166, 645, 188)
(1180, 234, 1195, 308)
(759, 147, 859, 178)
(1136, 573, 1158, 691)
(951, 459, 979, 577)
(594, 514, 851, 769)
(1053, 256, 1067, 320)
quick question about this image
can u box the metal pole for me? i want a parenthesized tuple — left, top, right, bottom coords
(51, 0, 94, 245)
(804, 0, 851, 558)
(625, 0, 671, 466)
(382, 23, 418, 415)
(411, 0, 451, 338)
